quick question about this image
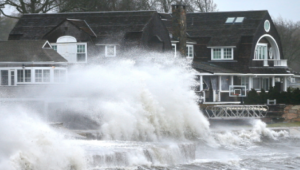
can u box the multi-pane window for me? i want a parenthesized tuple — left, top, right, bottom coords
(35, 70, 50, 82)
(223, 48, 232, 59)
(77, 44, 86, 62)
(105, 45, 116, 57)
(212, 48, 221, 59)
(212, 48, 233, 60)
(54, 70, 66, 82)
(17, 70, 31, 82)
(186, 45, 194, 58)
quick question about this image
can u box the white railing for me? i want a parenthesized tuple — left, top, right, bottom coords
(274, 59, 288, 67)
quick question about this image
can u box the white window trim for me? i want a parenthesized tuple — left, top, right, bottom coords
(186, 45, 194, 58)
(51, 42, 88, 63)
(105, 45, 117, 57)
(172, 43, 177, 57)
(254, 43, 268, 60)
(210, 47, 234, 60)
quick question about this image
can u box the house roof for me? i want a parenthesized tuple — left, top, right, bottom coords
(249, 67, 291, 74)
(0, 40, 67, 62)
(10, 11, 157, 40)
(192, 61, 236, 73)
(160, 10, 268, 46)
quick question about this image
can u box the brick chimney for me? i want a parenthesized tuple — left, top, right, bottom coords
(172, 4, 187, 57)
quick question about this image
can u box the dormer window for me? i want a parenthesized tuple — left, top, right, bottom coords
(186, 45, 194, 58)
(211, 47, 234, 60)
(77, 44, 86, 62)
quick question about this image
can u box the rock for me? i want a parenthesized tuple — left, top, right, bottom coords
(285, 113, 298, 120)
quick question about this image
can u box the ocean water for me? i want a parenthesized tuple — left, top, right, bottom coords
(0, 53, 297, 170)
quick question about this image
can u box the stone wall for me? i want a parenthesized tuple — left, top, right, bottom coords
(283, 105, 300, 122)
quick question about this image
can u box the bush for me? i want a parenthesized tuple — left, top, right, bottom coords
(244, 87, 300, 104)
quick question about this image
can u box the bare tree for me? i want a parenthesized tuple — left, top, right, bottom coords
(274, 18, 300, 71)
(153, 0, 216, 13)
(0, 0, 61, 18)
(193, 0, 217, 12)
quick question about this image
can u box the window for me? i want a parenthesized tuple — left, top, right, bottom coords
(54, 70, 66, 82)
(254, 43, 268, 60)
(264, 20, 270, 32)
(52, 45, 57, 51)
(77, 44, 86, 62)
(213, 49, 221, 59)
(235, 17, 245, 23)
(241, 77, 249, 89)
(186, 45, 194, 58)
(221, 76, 230, 91)
(226, 17, 235, 23)
(223, 48, 232, 59)
(35, 70, 50, 82)
(17, 69, 31, 82)
(253, 78, 261, 90)
(253, 77, 269, 91)
(1, 70, 8, 85)
(211, 48, 233, 60)
(105, 45, 116, 57)
(225, 17, 245, 24)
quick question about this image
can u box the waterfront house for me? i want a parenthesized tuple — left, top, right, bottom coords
(5, 6, 296, 104)
(161, 6, 294, 103)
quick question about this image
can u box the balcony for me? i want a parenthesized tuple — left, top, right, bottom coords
(273, 59, 288, 67)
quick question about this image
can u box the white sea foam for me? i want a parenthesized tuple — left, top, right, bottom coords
(0, 107, 87, 170)
(0, 52, 293, 169)
(44, 54, 211, 141)
(212, 120, 289, 149)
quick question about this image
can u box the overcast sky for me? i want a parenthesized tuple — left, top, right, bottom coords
(214, 0, 299, 22)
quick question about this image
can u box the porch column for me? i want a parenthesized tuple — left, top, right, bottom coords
(272, 76, 275, 87)
(248, 77, 252, 90)
(200, 75, 203, 91)
(283, 77, 287, 91)
(231, 76, 234, 85)
(218, 76, 221, 102)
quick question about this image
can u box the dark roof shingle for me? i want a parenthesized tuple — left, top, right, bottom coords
(0, 40, 67, 62)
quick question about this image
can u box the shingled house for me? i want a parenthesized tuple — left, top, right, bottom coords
(161, 7, 294, 103)
(9, 11, 172, 63)
(4, 7, 297, 104)
(0, 40, 67, 87)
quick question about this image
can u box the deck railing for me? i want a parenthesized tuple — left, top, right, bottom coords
(274, 59, 288, 67)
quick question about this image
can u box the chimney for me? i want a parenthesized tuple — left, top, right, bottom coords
(172, 4, 187, 57)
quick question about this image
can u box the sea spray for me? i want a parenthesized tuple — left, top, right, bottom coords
(43, 55, 211, 141)
(212, 119, 289, 149)
(0, 106, 88, 170)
